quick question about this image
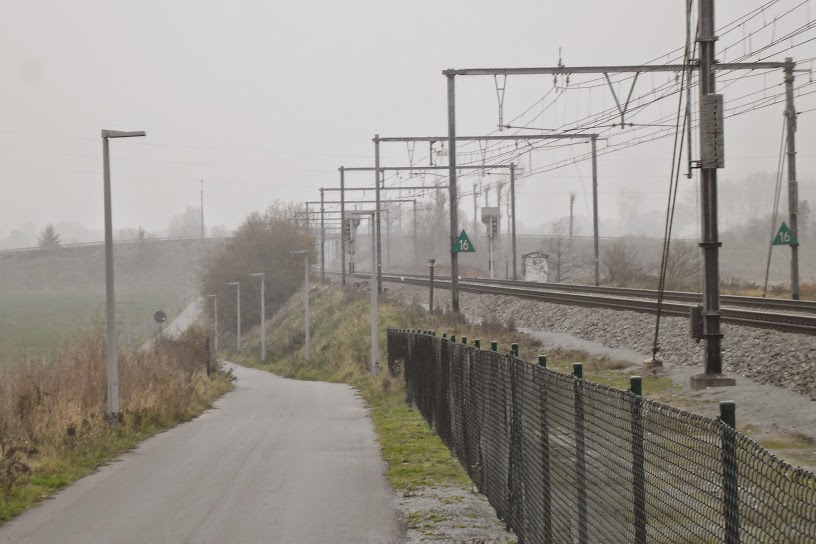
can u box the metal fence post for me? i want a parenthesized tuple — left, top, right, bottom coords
(573, 362, 587, 544)
(538, 355, 553, 543)
(630, 376, 646, 544)
(720, 401, 740, 544)
(429, 259, 435, 313)
(509, 347, 522, 535)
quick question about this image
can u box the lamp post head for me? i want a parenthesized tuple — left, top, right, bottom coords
(101, 130, 146, 139)
(290, 250, 308, 255)
(227, 282, 239, 287)
(208, 294, 217, 298)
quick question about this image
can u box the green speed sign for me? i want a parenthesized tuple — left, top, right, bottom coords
(453, 230, 475, 253)
(772, 222, 798, 246)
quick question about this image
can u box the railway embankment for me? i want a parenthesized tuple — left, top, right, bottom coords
(385, 280, 816, 399)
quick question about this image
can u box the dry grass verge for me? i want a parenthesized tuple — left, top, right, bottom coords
(0, 326, 233, 523)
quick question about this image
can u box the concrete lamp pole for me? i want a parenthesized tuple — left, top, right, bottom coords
(250, 273, 266, 362)
(228, 282, 241, 352)
(291, 250, 310, 360)
(368, 214, 377, 375)
(207, 294, 218, 353)
(101, 129, 146, 421)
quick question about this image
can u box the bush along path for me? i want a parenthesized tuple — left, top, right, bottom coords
(0, 326, 233, 524)
(237, 283, 672, 543)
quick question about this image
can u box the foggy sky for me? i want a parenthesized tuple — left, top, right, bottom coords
(1, 1, 814, 246)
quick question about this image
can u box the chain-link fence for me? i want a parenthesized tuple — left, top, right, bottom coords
(388, 328, 816, 544)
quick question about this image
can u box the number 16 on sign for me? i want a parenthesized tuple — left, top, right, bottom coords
(772, 222, 798, 246)
(454, 230, 476, 253)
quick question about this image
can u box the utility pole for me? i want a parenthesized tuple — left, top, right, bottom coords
(591, 135, 600, 286)
(510, 165, 517, 280)
(368, 214, 377, 374)
(413, 199, 418, 268)
(496, 181, 503, 253)
(339, 167, 346, 286)
(385, 207, 391, 271)
(373, 135, 382, 294)
(569, 192, 576, 244)
(320, 188, 326, 282)
(473, 182, 478, 241)
(784, 57, 801, 300)
(304, 202, 310, 232)
(200, 180, 205, 239)
(446, 75, 461, 312)
(690, 0, 734, 389)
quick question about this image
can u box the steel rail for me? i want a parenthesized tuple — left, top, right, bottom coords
(339, 272, 816, 335)
(368, 272, 816, 313)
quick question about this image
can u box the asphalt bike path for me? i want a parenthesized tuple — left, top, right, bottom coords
(0, 364, 405, 543)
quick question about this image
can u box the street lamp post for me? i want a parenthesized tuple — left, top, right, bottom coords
(367, 214, 378, 375)
(250, 273, 266, 362)
(101, 129, 146, 421)
(228, 282, 241, 351)
(350, 211, 378, 374)
(208, 294, 218, 353)
(291, 251, 310, 360)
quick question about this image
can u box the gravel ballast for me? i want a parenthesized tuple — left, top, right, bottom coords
(384, 281, 816, 400)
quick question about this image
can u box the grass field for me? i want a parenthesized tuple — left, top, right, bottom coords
(0, 286, 190, 362)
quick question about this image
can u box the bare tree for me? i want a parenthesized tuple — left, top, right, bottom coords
(602, 238, 644, 286)
(661, 241, 699, 291)
(546, 218, 579, 283)
(200, 202, 314, 347)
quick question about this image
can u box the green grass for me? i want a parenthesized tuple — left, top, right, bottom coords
(369, 396, 470, 491)
(0, 286, 186, 361)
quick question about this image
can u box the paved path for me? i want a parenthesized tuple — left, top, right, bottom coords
(0, 365, 404, 543)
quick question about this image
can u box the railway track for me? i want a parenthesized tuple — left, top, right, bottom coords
(339, 272, 816, 335)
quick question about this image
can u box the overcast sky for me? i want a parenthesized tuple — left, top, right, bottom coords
(1, 0, 814, 245)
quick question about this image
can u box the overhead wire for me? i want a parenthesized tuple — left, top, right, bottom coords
(652, 0, 693, 360)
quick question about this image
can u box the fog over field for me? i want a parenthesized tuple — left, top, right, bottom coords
(0, 0, 813, 249)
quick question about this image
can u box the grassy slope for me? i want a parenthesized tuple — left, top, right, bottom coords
(237, 285, 676, 493)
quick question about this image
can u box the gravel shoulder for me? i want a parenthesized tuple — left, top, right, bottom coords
(398, 486, 516, 543)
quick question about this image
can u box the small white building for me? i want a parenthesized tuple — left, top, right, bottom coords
(522, 252, 549, 283)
